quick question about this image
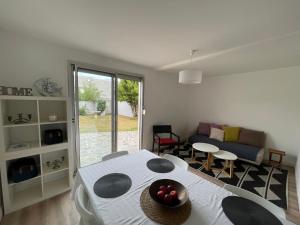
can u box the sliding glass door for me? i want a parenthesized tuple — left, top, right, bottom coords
(76, 69, 113, 167)
(71, 64, 143, 167)
(116, 76, 143, 152)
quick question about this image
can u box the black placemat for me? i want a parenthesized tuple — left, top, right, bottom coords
(222, 196, 283, 225)
(94, 173, 132, 198)
(147, 158, 175, 173)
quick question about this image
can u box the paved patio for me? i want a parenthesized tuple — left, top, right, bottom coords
(80, 131, 139, 166)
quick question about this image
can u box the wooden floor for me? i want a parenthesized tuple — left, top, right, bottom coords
(1, 166, 300, 225)
(285, 166, 300, 224)
(0, 192, 80, 225)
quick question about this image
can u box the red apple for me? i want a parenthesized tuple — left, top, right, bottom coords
(164, 194, 173, 204)
(166, 185, 175, 193)
(159, 185, 167, 193)
(157, 190, 165, 200)
(169, 190, 178, 200)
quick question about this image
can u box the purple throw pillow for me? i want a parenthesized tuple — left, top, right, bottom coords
(210, 123, 223, 129)
(197, 122, 211, 136)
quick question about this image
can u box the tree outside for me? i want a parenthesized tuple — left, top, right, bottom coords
(78, 80, 138, 133)
(79, 82, 101, 102)
(79, 82, 107, 114)
(96, 99, 106, 115)
(118, 80, 139, 117)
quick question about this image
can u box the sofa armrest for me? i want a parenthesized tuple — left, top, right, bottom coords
(255, 148, 265, 165)
(238, 148, 265, 165)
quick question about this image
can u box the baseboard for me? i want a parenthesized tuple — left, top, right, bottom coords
(0, 169, 3, 221)
(283, 155, 297, 167)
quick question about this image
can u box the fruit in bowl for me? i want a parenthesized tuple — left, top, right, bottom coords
(149, 179, 188, 208)
(156, 184, 178, 205)
(170, 190, 178, 199)
(166, 185, 175, 193)
(159, 185, 167, 193)
(156, 185, 178, 205)
(164, 193, 173, 204)
(157, 190, 165, 200)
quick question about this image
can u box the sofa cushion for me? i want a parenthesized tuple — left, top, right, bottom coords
(197, 122, 211, 136)
(210, 123, 223, 129)
(224, 127, 240, 142)
(209, 128, 224, 142)
(220, 142, 261, 162)
(238, 128, 265, 148)
(158, 138, 178, 145)
(188, 134, 222, 148)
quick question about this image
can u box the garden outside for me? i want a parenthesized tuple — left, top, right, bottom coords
(79, 114, 139, 166)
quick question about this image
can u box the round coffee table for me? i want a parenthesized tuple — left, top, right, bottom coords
(192, 143, 219, 171)
(212, 150, 237, 178)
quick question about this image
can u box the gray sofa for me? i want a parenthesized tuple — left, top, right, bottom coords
(188, 124, 266, 165)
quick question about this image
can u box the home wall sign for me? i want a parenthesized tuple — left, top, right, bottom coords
(0, 86, 33, 96)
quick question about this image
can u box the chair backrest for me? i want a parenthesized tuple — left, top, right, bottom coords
(153, 125, 172, 134)
(102, 151, 128, 161)
(75, 185, 104, 225)
(162, 154, 189, 170)
(223, 184, 286, 220)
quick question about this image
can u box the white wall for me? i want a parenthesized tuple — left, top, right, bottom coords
(187, 66, 300, 166)
(0, 29, 189, 150)
(118, 102, 134, 117)
(296, 153, 300, 210)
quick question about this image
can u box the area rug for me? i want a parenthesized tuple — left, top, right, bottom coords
(164, 145, 288, 209)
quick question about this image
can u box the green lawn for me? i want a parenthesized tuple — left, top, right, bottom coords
(80, 114, 138, 133)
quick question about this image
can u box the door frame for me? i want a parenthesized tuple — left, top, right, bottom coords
(68, 61, 144, 168)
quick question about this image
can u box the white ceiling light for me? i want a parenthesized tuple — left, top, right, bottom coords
(179, 49, 203, 84)
(179, 70, 203, 84)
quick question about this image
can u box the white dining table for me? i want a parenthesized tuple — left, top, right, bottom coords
(73, 149, 295, 225)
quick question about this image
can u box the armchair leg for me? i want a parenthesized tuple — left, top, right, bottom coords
(158, 144, 160, 155)
(152, 141, 155, 152)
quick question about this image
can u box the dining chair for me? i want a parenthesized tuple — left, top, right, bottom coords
(102, 151, 128, 161)
(224, 184, 286, 220)
(75, 185, 104, 225)
(162, 154, 189, 170)
(152, 125, 181, 154)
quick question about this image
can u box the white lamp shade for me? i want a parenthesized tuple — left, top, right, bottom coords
(179, 70, 202, 84)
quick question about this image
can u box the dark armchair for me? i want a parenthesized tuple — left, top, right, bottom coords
(152, 125, 180, 154)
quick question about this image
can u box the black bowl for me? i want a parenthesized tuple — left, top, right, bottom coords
(149, 179, 189, 208)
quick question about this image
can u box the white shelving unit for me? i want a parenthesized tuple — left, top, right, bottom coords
(0, 95, 73, 214)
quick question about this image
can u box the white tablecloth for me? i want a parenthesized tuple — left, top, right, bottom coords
(74, 150, 294, 225)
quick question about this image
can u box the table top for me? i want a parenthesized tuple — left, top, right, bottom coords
(76, 150, 294, 225)
(213, 150, 238, 161)
(192, 142, 219, 153)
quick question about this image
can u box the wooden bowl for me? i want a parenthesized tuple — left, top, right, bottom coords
(149, 179, 189, 208)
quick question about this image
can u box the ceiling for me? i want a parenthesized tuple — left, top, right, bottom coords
(0, 0, 300, 76)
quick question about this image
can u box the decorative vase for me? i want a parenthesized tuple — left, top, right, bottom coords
(48, 114, 58, 122)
